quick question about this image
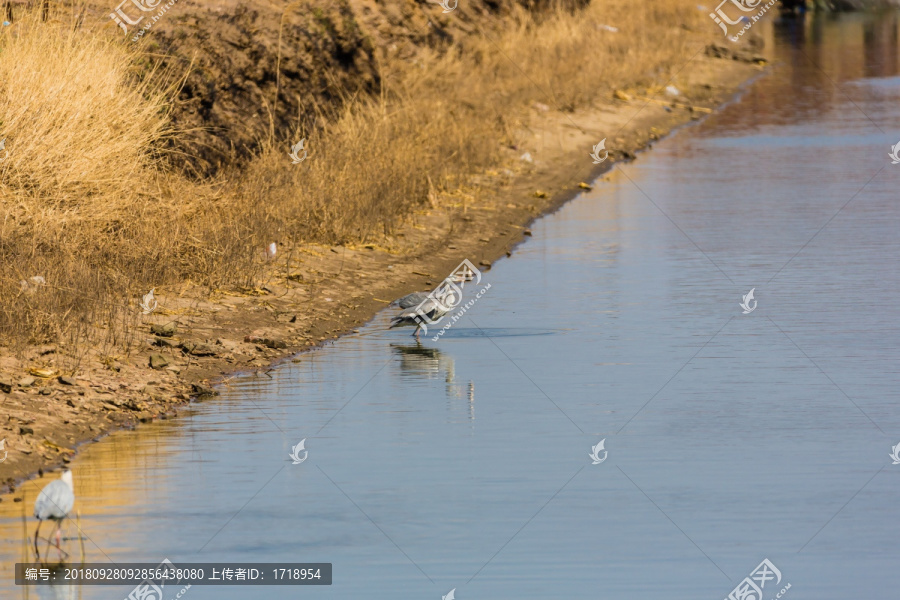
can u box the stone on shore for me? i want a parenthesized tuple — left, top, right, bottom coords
(149, 354, 170, 370)
(150, 322, 177, 337)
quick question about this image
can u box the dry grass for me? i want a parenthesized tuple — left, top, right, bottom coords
(0, 16, 173, 202)
(224, 0, 709, 243)
(0, 0, 712, 358)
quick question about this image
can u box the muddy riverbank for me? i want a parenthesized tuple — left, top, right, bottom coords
(0, 46, 763, 497)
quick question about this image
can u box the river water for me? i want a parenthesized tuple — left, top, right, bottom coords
(3, 11, 900, 600)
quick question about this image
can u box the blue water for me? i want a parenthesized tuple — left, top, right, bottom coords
(3, 11, 900, 600)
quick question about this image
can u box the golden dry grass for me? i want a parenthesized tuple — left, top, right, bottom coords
(0, 0, 712, 357)
(0, 16, 172, 202)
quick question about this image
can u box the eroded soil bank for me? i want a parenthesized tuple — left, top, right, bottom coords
(0, 42, 765, 498)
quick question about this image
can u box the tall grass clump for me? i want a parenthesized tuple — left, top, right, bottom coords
(0, 0, 714, 357)
(220, 0, 709, 245)
(0, 12, 177, 353)
(0, 15, 171, 202)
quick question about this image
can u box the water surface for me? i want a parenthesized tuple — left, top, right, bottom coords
(3, 11, 900, 600)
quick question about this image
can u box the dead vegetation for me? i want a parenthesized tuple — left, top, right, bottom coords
(0, 0, 713, 359)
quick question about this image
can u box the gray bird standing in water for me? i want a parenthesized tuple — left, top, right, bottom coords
(390, 290, 455, 340)
(390, 267, 475, 340)
(34, 469, 75, 558)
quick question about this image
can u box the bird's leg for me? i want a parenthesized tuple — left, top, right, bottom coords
(55, 523, 69, 560)
(34, 520, 42, 558)
(414, 324, 421, 341)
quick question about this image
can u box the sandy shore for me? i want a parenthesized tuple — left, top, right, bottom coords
(0, 45, 763, 498)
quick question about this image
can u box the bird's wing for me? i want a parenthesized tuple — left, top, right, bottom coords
(57, 488, 75, 515)
(395, 297, 439, 319)
(34, 481, 73, 519)
(33, 491, 47, 519)
(397, 291, 431, 309)
(390, 296, 451, 328)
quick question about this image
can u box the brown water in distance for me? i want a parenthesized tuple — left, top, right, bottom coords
(2, 10, 900, 600)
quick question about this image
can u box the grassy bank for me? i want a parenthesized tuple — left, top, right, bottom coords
(0, 0, 714, 360)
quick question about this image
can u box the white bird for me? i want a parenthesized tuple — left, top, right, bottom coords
(34, 469, 75, 558)
(267, 242, 277, 260)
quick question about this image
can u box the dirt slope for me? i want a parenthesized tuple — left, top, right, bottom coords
(0, 46, 763, 496)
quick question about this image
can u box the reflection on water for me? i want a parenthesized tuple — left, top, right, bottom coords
(3, 10, 900, 600)
(391, 343, 456, 383)
(35, 566, 80, 600)
(392, 343, 474, 417)
(427, 328, 562, 339)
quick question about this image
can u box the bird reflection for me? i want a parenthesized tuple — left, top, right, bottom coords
(26, 565, 79, 600)
(391, 343, 475, 420)
(47, 566, 77, 600)
(392, 343, 451, 379)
